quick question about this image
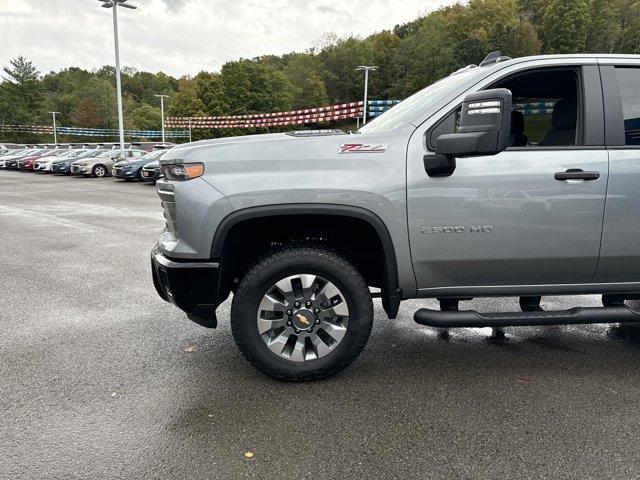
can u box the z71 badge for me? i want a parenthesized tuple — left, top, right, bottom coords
(339, 143, 388, 154)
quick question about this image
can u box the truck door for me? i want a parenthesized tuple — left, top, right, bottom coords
(407, 65, 609, 294)
(594, 63, 640, 283)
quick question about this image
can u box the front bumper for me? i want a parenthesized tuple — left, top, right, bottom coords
(151, 245, 223, 328)
(52, 164, 70, 174)
(70, 165, 89, 175)
(141, 168, 161, 182)
(113, 167, 137, 179)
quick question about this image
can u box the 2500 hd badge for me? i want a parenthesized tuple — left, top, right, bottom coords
(420, 225, 494, 234)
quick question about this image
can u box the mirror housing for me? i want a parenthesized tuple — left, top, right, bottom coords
(436, 88, 512, 158)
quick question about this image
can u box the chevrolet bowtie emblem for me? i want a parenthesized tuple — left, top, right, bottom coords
(296, 313, 311, 326)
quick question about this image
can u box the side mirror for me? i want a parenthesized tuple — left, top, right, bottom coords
(436, 88, 512, 158)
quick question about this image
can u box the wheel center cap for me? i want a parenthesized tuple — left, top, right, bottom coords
(292, 309, 314, 330)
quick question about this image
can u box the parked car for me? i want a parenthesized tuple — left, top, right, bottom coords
(1, 148, 43, 169)
(32, 149, 74, 172)
(140, 159, 163, 183)
(70, 149, 146, 177)
(0, 143, 24, 156)
(0, 149, 27, 169)
(51, 149, 109, 175)
(112, 147, 172, 181)
(19, 149, 65, 171)
(151, 52, 640, 381)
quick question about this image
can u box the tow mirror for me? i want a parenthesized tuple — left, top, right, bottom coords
(436, 88, 512, 158)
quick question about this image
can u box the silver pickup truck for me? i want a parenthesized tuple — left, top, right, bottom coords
(151, 52, 640, 381)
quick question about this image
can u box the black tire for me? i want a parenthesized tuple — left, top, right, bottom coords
(92, 164, 107, 178)
(136, 168, 144, 181)
(231, 246, 373, 381)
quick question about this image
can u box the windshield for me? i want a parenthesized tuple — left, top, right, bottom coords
(62, 149, 92, 158)
(358, 68, 487, 134)
(140, 149, 168, 161)
(8, 149, 28, 156)
(97, 150, 117, 158)
(20, 149, 40, 156)
(50, 149, 74, 156)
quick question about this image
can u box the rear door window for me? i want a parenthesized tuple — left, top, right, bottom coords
(615, 68, 640, 146)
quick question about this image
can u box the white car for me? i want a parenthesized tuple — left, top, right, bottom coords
(32, 149, 76, 172)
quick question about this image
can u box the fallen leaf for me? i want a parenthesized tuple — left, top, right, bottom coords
(111, 392, 118, 398)
(184, 346, 197, 353)
(207, 414, 214, 418)
(244, 451, 254, 459)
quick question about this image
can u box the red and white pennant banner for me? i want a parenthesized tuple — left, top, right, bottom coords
(166, 102, 364, 129)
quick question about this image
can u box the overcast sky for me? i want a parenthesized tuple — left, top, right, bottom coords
(0, 0, 458, 78)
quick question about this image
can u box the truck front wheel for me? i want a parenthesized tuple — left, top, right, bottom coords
(231, 246, 373, 381)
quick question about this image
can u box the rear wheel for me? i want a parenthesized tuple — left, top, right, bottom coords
(231, 246, 373, 381)
(92, 164, 107, 178)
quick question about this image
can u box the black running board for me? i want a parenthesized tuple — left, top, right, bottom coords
(414, 306, 640, 328)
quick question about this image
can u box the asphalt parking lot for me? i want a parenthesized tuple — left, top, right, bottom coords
(2, 170, 640, 479)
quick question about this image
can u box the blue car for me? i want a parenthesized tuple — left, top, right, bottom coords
(112, 147, 172, 181)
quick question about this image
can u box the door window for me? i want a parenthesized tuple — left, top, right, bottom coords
(427, 69, 581, 149)
(615, 68, 640, 146)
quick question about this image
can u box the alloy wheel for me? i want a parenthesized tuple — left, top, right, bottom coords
(256, 274, 349, 362)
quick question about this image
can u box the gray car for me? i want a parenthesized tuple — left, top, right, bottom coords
(150, 53, 640, 381)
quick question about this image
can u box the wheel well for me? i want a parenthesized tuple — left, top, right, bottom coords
(215, 212, 398, 308)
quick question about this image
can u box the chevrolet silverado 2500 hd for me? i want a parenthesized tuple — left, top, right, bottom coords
(151, 53, 640, 381)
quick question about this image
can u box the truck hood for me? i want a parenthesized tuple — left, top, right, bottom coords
(159, 128, 410, 166)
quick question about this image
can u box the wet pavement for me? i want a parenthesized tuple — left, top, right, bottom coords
(2, 170, 640, 479)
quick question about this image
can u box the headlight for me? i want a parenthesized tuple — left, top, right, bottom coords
(163, 163, 204, 181)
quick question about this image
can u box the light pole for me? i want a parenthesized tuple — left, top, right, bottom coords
(355, 65, 377, 125)
(47, 111, 60, 144)
(188, 118, 192, 143)
(155, 94, 169, 143)
(99, 0, 137, 156)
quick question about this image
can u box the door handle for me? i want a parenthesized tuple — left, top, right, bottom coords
(554, 169, 600, 181)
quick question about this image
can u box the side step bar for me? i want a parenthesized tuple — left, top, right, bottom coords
(414, 306, 640, 328)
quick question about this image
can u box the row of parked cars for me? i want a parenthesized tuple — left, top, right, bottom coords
(0, 142, 173, 183)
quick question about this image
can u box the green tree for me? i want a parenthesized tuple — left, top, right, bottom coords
(542, 0, 591, 53)
(586, 0, 620, 53)
(283, 53, 328, 108)
(194, 71, 228, 115)
(220, 60, 292, 114)
(167, 76, 207, 117)
(1, 56, 42, 124)
(127, 104, 162, 131)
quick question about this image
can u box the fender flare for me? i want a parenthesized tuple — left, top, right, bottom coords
(211, 203, 402, 318)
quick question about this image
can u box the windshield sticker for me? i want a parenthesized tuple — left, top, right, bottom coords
(339, 143, 388, 154)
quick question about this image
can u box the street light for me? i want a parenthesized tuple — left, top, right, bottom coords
(154, 94, 169, 143)
(47, 111, 60, 144)
(355, 65, 378, 125)
(98, 0, 137, 156)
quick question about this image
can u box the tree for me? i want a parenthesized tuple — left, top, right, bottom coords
(283, 54, 328, 108)
(542, 0, 591, 53)
(220, 60, 292, 114)
(167, 76, 207, 117)
(127, 104, 162, 131)
(194, 71, 228, 115)
(319, 36, 377, 103)
(1, 56, 42, 124)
